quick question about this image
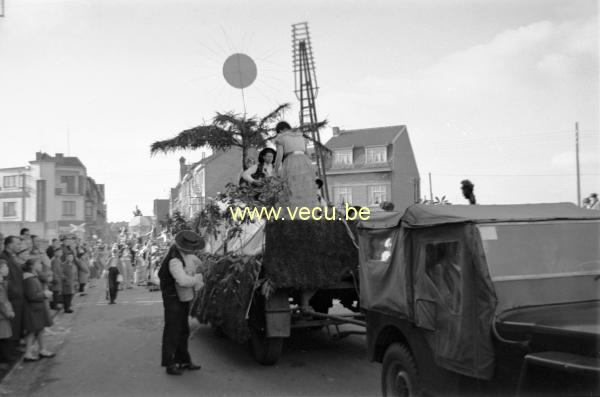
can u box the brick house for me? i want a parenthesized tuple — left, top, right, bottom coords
(324, 125, 420, 212)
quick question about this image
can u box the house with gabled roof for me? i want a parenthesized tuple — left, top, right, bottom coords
(324, 125, 420, 212)
(169, 147, 255, 218)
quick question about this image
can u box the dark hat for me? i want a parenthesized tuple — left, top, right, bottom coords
(174, 231, 205, 253)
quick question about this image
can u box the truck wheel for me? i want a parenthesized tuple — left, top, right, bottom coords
(250, 331, 284, 366)
(382, 343, 419, 397)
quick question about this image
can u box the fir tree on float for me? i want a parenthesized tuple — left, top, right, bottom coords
(150, 104, 289, 171)
(150, 104, 329, 171)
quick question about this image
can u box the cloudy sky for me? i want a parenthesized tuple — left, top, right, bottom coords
(0, 0, 598, 221)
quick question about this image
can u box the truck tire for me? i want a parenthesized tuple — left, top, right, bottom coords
(382, 343, 420, 397)
(250, 331, 284, 366)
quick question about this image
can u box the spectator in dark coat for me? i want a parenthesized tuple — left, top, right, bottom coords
(0, 260, 14, 341)
(106, 259, 120, 304)
(49, 247, 64, 310)
(0, 236, 24, 364)
(61, 253, 76, 313)
(22, 259, 54, 361)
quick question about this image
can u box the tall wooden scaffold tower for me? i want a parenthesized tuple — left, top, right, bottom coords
(292, 22, 329, 201)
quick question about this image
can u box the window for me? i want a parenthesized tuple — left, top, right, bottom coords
(334, 149, 353, 165)
(2, 202, 16, 217)
(368, 185, 387, 206)
(60, 176, 76, 194)
(333, 186, 352, 205)
(85, 203, 93, 217)
(424, 242, 461, 313)
(366, 146, 387, 164)
(368, 234, 393, 262)
(62, 201, 76, 216)
(3, 175, 18, 188)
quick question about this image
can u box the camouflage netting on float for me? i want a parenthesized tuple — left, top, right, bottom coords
(193, 221, 358, 343)
(193, 254, 261, 343)
(262, 219, 358, 289)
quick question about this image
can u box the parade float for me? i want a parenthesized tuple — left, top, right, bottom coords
(185, 179, 364, 365)
(149, 22, 366, 365)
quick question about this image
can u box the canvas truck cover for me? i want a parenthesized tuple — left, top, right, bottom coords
(402, 202, 600, 227)
(409, 223, 497, 380)
(478, 220, 600, 313)
(358, 211, 409, 316)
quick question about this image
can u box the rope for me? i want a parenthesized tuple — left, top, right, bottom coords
(340, 216, 360, 250)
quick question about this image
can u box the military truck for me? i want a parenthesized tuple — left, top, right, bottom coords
(358, 203, 600, 396)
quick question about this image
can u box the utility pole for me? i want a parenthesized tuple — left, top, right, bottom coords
(0, 0, 5, 18)
(429, 172, 433, 202)
(575, 122, 581, 206)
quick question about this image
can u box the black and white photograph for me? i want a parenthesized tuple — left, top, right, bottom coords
(0, 0, 598, 396)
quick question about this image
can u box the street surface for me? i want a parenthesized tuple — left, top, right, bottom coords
(3, 282, 379, 397)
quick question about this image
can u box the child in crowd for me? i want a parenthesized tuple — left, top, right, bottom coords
(22, 258, 55, 361)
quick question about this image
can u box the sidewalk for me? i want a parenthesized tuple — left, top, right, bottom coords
(0, 281, 98, 395)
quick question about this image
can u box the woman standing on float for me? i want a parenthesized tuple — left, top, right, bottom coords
(273, 121, 319, 208)
(158, 231, 205, 375)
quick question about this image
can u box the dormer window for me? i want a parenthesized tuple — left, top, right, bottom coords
(334, 149, 353, 165)
(366, 146, 387, 164)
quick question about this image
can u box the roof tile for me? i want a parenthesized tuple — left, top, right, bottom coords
(325, 125, 405, 149)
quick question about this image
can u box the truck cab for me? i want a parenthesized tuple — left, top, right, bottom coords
(359, 203, 600, 396)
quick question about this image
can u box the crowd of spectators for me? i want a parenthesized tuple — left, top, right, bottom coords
(0, 228, 106, 371)
(0, 227, 170, 388)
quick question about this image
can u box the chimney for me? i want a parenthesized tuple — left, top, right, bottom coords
(332, 127, 341, 137)
(179, 157, 186, 180)
(55, 153, 64, 159)
(36, 152, 42, 161)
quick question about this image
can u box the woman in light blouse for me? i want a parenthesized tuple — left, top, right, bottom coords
(273, 121, 319, 208)
(158, 231, 205, 375)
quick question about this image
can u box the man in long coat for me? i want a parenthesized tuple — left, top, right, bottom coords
(0, 236, 24, 364)
(50, 247, 64, 310)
